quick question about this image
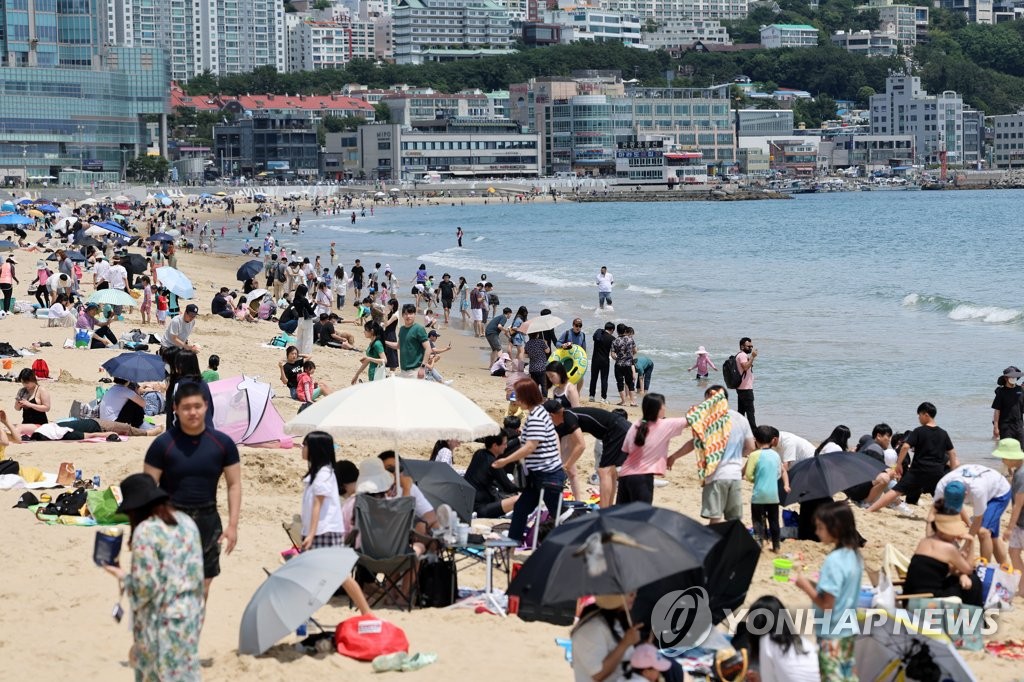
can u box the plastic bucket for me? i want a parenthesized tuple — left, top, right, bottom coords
(773, 558, 793, 582)
(2, 358, 12, 370)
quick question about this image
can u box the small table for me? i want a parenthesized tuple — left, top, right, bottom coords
(446, 538, 519, 616)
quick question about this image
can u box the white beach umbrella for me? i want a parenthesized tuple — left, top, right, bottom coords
(519, 314, 564, 335)
(246, 288, 269, 302)
(285, 377, 501, 442)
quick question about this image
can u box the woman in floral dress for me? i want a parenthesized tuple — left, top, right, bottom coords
(105, 473, 204, 681)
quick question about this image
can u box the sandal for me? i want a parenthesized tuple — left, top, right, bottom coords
(106, 434, 121, 442)
(73, 478, 93, 489)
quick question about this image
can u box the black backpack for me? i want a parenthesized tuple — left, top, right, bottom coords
(41, 487, 89, 517)
(722, 355, 743, 389)
(417, 556, 457, 607)
(276, 264, 287, 283)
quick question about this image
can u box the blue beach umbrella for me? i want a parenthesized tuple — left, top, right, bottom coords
(35, 204, 59, 214)
(16, 198, 32, 206)
(101, 352, 166, 382)
(236, 259, 263, 282)
(147, 233, 175, 243)
(0, 202, 13, 212)
(155, 266, 194, 299)
(91, 221, 131, 238)
(0, 214, 34, 226)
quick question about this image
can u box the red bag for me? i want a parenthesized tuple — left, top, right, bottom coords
(31, 359, 49, 379)
(335, 615, 409, 661)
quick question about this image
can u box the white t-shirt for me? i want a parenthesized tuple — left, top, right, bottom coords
(434, 448, 453, 466)
(777, 431, 815, 464)
(301, 467, 344, 537)
(99, 384, 137, 422)
(759, 636, 820, 682)
(94, 260, 110, 283)
(595, 272, 614, 293)
(572, 615, 631, 682)
(106, 265, 128, 291)
(819, 442, 843, 454)
(409, 483, 434, 517)
(934, 464, 1011, 517)
(707, 410, 753, 482)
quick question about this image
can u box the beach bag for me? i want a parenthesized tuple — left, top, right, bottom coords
(31, 359, 49, 379)
(270, 335, 289, 348)
(0, 459, 19, 476)
(371, 366, 388, 382)
(74, 329, 90, 348)
(335, 615, 409, 661)
(976, 559, 996, 603)
(42, 487, 89, 516)
(722, 355, 742, 389)
(986, 563, 1021, 608)
(418, 556, 457, 608)
(87, 488, 129, 525)
(780, 509, 799, 539)
(0, 341, 19, 357)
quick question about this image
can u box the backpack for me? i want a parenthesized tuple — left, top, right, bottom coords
(31, 359, 49, 379)
(276, 264, 287, 283)
(722, 355, 743, 389)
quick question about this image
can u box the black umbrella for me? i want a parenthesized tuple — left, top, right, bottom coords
(147, 233, 175, 243)
(101, 352, 166, 382)
(782, 451, 885, 506)
(120, 253, 147, 275)
(47, 250, 86, 262)
(508, 503, 722, 608)
(400, 459, 475, 524)
(236, 259, 263, 282)
(73, 232, 102, 249)
(633, 520, 760, 632)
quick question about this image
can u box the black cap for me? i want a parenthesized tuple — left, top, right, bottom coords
(543, 399, 564, 414)
(184, 304, 199, 315)
(12, 491, 38, 509)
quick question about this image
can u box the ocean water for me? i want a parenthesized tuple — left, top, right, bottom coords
(241, 190, 1024, 461)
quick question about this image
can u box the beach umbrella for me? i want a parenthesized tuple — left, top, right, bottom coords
(35, 204, 59, 214)
(25, 209, 44, 219)
(782, 451, 886, 505)
(120, 253, 147, 276)
(90, 221, 132, 239)
(160, 197, 173, 206)
(389, 187, 400, 194)
(374, 191, 386, 198)
(47, 250, 86, 262)
(854, 610, 976, 682)
(0, 202, 13, 212)
(285, 377, 500, 442)
(88, 289, 138, 308)
(400, 459, 475, 525)
(16, 198, 32, 205)
(79, 198, 98, 206)
(0, 214, 34, 226)
(246, 288, 269, 302)
(199, 193, 213, 199)
(238, 547, 357, 656)
(101, 352, 166, 382)
(155, 266, 194, 299)
(519, 314, 564, 335)
(509, 503, 721, 608)
(114, 195, 131, 203)
(147, 233, 175, 243)
(236, 259, 264, 282)
(0, 240, 17, 252)
(73, 234, 102, 249)
(633, 520, 760, 628)
(215, 191, 227, 197)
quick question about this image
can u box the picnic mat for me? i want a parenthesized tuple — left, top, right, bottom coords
(986, 640, 1024, 660)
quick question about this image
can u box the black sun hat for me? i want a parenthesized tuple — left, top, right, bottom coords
(115, 473, 168, 514)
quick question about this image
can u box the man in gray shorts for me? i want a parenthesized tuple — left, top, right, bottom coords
(485, 306, 512, 366)
(675, 385, 755, 524)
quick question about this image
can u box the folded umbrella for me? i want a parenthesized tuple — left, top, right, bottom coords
(236, 259, 264, 282)
(101, 352, 166, 382)
(88, 289, 138, 308)
(239, 547, 357, 656)
(782, 451, 885, 505)
(400, 459, 475, 525)
(155, 266, 194, 299)
(508, 503, 722, 607)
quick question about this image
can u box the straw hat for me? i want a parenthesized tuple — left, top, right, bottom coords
(356, 458, 393, 494)
(993, 438, 1024, 461)
(933, 513, 968, 537)
(695, 346, 708, 355)
(593, 594, 628, 610)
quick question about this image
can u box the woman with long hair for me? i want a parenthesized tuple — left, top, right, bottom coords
(618, 393, 688, 505)
(291, 284, 316, 356)
(430, 439, 460, 466)
(104, 473, 204, 680)
(333, 265, 346, 310)
(814, 425, 852, 456)
(545, 361, 581, 408)
(456, 276, 470, 326)
(740, 595, 819, 681)
(509, 306, 528, 360)
(299, 431, 343, 550)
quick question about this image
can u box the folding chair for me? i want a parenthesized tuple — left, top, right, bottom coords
(352, 495, 419, 611)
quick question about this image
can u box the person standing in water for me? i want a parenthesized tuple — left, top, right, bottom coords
(456, 226, 464, 247)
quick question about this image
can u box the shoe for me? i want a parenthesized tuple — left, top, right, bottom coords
(372, 652, 409, 672)
(893, 502, 917, 518)
(401, 652, 438, 671)
(653, 478, 668, 488)
(588, 396, 596, 403)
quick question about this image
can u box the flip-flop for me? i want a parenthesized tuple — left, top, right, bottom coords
(401, 653, 438, 672)
(371, 652, 409, 672)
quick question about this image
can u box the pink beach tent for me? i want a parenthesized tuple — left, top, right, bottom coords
(209, 375, 293, 448)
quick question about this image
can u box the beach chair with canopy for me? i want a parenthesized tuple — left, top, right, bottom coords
(351, 495, 419, 611)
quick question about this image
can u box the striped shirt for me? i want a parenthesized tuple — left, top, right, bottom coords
(522, 405, 562, 473)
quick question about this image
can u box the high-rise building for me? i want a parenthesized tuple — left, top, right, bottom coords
(869, 74, 965, 164)
(601, 0, 749, 21)
(1, 0, 102, 67)
(868, 0, 929, 47)
(103, 0, 286, 81)
(392, 0, 514, 65)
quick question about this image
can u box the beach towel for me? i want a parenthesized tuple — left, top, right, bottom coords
(0, 472, 59, 490)
(685, 392, 732, 483)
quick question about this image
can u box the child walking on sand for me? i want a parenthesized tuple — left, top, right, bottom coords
(746, 425, 789, 552)
(139, 276, 153, 325)
(688, 346, 717, 379)
(794, 502, 863, 682)
(155, 289, 169, 326)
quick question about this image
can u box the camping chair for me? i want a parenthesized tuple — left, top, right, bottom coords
(352, 495, 419, 611)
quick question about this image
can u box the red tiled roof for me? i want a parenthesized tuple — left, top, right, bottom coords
(170, 83, 223, 111)
(233, 93, 375, 112)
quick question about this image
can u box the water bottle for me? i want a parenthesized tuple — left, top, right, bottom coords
(296, 620, 308, 637)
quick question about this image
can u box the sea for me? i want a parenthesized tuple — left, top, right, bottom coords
(231, 188, 1024, 463)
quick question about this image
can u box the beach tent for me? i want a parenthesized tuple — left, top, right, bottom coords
(210, 375, 292, 448)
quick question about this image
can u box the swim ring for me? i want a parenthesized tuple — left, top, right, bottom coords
(549, 345, 589, 384)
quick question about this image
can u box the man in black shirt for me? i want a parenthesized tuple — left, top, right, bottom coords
(589, 322, 616, 402)
(438, 273, 456, 325)
(464, 432, 520, 517)
(351, 259, 365, 299)
(143, 382, 241, 599)
(868, 402, 959, 514)
(211, 287, 233, 318)
(545, 401, 631, 507)
(992, 366, 1024, 445)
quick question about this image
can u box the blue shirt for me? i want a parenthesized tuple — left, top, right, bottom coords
(815, 548, 862, 639)
(751, 448, 782, 504)
(558, 328, 586, 350)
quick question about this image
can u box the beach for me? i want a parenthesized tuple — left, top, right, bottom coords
(0, 193, 1021, 680)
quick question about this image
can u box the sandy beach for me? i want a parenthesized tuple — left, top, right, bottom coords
(0, 196, 1019, 681)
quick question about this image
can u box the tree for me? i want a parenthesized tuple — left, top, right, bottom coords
(856, 85, 875, 107)
(793, 94, 837, 127)
(126, 155, 170, 183)
(313, 0, 332, 8)
(373, 102, 392, 123)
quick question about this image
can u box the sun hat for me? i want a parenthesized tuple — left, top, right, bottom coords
(1004, 366, 1023, 379)
(593, 594, 628, 610)
(933, 513, 968, 537)
(630, 644, 671, 672)
(993, 438, 1024, 460)
(356, 458, 394, 494)
(115, 473, 168, 514)
(12, 491, 39, 509)
(184, 303, 199, 315)
(942, 480, 966, 514)
(36, 260, 45, 269)
(696, 346, 708, 355)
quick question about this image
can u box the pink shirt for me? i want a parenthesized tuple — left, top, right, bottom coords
(736, 352, 754, 389)
(620, 417, 689, 476)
